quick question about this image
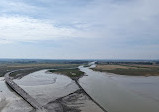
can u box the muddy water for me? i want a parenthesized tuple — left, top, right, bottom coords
(79, 66, 159, 112)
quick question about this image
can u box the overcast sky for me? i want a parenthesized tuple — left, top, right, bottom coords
(0, 0, 159, 59)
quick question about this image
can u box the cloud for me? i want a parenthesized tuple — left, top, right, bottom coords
(0, 0, 40, 16)
(0, 0, 159, 59)
(0, 15, 108, 44)
(78, 0, 159, 37)
(0, 16, 82, 43)
(1, 0, 159, 43)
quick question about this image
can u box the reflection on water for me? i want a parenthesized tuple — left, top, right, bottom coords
(79, 66, 159, 112)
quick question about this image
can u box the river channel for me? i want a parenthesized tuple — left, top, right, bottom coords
(1, 65, 159, 112)
(79, 65, 159, 112)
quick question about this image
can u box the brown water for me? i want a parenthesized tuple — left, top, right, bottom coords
(79, 65, 159, 112)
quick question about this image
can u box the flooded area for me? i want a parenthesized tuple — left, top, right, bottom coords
(79, 65, 159, 112)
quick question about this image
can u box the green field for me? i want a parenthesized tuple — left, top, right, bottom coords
(0, 60, 83, 77)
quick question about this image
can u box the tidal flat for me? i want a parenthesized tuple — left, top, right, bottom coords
(1, 60, 159, 112)
(0, 68, 104, 112)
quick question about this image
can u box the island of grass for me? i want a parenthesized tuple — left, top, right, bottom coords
(92, 64, 159, 76)
(49, 68, 84, 80)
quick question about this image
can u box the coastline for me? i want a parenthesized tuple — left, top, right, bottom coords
(48, 66, 107, 112)
(2, 65, 107, 112)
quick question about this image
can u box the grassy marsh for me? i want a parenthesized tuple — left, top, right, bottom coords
(49, 68, 84, 79)
(92, 64, 159, 76)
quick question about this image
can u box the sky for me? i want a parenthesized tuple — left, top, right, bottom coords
(0, 0, 159, 59)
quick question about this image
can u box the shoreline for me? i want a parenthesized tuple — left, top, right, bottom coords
(48, 66, 107, 112)
(75, 80, 107, 112)
(3, 66, 107, 112)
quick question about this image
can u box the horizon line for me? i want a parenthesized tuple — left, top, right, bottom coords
(0, 58, 158, 61)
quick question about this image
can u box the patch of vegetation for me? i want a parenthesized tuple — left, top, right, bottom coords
(83, 64, 90, 67)
(0, 63, 80, 77)
(92, 64, 159, 76)
(49, 68, 84, 79)
(106, 68, 159, 76)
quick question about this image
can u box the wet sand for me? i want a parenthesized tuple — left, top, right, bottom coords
(14, 70, 79, 105)
(0, 69, 104, 112)
(0, 77, 33, 112)
(45, 89, 104, 112)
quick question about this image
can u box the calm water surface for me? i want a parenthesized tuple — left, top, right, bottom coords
(79, 65, 159, 112)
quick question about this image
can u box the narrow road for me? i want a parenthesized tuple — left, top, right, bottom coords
(5, 71, 48, 112)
